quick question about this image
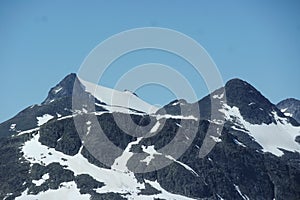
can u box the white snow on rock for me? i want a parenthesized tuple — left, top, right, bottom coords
(32, 173, 49, 186)
(112, 137, 143, 172)
(53, 86, 63, 94)
(283, 112, 293, 117)
(210, 136, 222, 143)
(234, 184, 250, 200)
(20, 132, 196, 199)
(143, 180, 196, 200)
(21, 133, 144, 196)
(176, 122, 182, 127)
(233, 139, 247, 148)
(220, 104, 300, 156)
(150, 121, 161, 133)
(16, 127, 40, 136)
(57, 115, 76, 121)
(79, 77, 159, 114)
(37, 114, 54, 126)
(140, 145, 199, 176)
(141, 145, 161, 165)
(213, 93, 224, 99)
(95, 103, 145, 115)
(172, 101, 180, 106)
(155, 114, 198, 121)
(9, 124, 16, 131)
(165, 155, 199, 177)
(16, 181, 90, 200)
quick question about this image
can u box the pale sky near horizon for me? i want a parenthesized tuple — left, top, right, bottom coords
(1, 0, 300, 122)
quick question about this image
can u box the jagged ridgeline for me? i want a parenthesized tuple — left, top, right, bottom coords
(0, 73, 299, 200)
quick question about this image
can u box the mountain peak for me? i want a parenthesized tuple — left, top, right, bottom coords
(224, 78, 278, 124)
(277, 98, 300, 123)
(42, 73, 82, 104)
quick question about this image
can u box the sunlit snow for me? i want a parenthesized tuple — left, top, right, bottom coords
(32, 173, 49, 186)
(220, 104, 300, 156)
(79, 77, 159, 114)
(16, 181, 90, 200)
(37, 114, 54, 126)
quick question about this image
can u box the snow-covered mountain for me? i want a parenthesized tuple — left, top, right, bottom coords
(0, 74, 299, 200)
(277, 98, 300, 123)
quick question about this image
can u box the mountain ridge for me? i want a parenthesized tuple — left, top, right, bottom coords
(0, 73, 300, 200)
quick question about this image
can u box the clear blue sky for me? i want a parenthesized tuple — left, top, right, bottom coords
(1, 0, 300, 122)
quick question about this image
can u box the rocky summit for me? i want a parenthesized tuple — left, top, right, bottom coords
(0, 73, 299, 200)
(277, 98, 300, 123)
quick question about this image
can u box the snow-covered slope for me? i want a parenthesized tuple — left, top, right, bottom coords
(78, 77, 159, 114)
(277, 98, 300, 123)
(18, 129, 196, 200)
(220, 104, 300, 156)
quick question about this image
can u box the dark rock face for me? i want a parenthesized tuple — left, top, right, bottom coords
(277, 98, 300, 123)
(39, 118, 82, 156)
(0, 134, 31, 200)
(159, 79, 284, 125)
(28, 162, 75, 195)
(225, 78, 278, 124)
(42, 73, 81, 104)
(75, 174, 105, 195)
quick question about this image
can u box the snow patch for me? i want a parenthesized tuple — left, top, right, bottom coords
(16, 181, 90, 200)
(172, 101, 180, 106)
(21, 133, 145, 196)
(156, 114, 198, 121)
(141, 145, 161, 165)
(165, 155, 199, 177)
(213, 93, 224, 99)
(9, 124, 16, 131)
(53, 86, 63, 94)
(79, 77, 159, 114)
(32, 173, 49, 186)
(280, 108, 288, 113)
(283, 112, 293, 117)
(112, 137, 143, 172)
(16, 127, 40, 136)
(140, 145, 199, 176)
(37, 114, 54, 126)
(150, 121, 161, 133)
(233, 139, 247, 148)
(21, 131, 198, 199)
(231, 125, 249, 133)
(220, 104, 300, 156)
(57, 115, 75, 121)
(176, 123, 182, 127)
(210, 136, 222, 143)
(143, 180, 196, 200)
(234, 184, 249, 200)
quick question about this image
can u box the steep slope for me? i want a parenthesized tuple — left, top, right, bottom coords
(0, 73, 82, 138)
(78, 77, 159, 114)
(277, 98, 300, 123)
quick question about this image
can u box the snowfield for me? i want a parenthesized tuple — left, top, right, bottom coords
(220, 104, 300, 156)
(37, 114, 54, 126)
(19, 130, 196, 200)
(79, 77, 159, 114)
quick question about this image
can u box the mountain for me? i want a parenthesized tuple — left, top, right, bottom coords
(277, 98, 300, 123)
(0, 74, 299, 200)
